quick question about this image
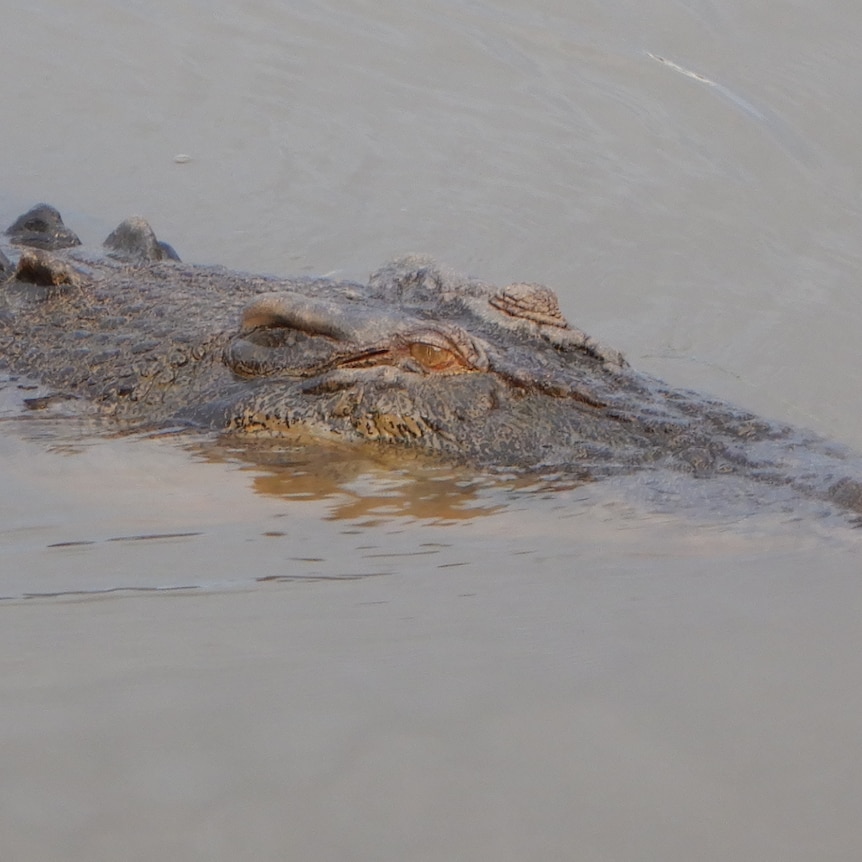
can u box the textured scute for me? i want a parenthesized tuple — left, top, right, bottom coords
(104, 217, 181, 262)
(4, 203, 81, 250)
(3, 203, 862, 520)
(0, 247, 12, 279)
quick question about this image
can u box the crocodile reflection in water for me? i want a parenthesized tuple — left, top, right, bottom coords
(2, 203, 862, 519)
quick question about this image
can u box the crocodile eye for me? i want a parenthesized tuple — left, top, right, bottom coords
(408, 341, 465, 372)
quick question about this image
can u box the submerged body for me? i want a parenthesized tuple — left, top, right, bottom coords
(2, 204, 861, 518)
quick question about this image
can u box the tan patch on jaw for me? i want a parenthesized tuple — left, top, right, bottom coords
(356, 412, 427, 441)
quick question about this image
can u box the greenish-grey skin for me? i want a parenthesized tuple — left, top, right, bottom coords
(2, 204, 862, 518)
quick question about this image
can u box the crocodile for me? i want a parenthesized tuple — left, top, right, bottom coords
(2, 203, 862, 519)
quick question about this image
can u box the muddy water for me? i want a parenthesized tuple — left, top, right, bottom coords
(3, 1, 862, 859)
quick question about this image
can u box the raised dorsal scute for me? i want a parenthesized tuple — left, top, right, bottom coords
(489, 282, 570, 328)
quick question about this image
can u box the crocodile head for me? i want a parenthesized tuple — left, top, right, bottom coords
(218, 257, 637, 470)
(6, 206, 862, 517)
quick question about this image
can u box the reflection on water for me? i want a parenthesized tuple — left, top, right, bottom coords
(1, 371, 574, 525)
(5, 387, 861, 540)
(191, 435, 542, 522)
(11, 399, 844, 610)
(188, 430, 862, 535)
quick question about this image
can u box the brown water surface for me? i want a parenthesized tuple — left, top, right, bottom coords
(2, 1, 862, 859)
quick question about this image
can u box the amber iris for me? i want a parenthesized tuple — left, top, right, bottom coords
(408, 342, 464, 372)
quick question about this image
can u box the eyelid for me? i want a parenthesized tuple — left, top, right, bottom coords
(404, 330, 458, 349)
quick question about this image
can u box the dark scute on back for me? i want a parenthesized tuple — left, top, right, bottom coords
(104, 216, 181, 263)
(5, 203, 82, 250)
(0, 247, 11, 279)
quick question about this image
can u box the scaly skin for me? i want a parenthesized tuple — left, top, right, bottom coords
(2, 205, 862, 518)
